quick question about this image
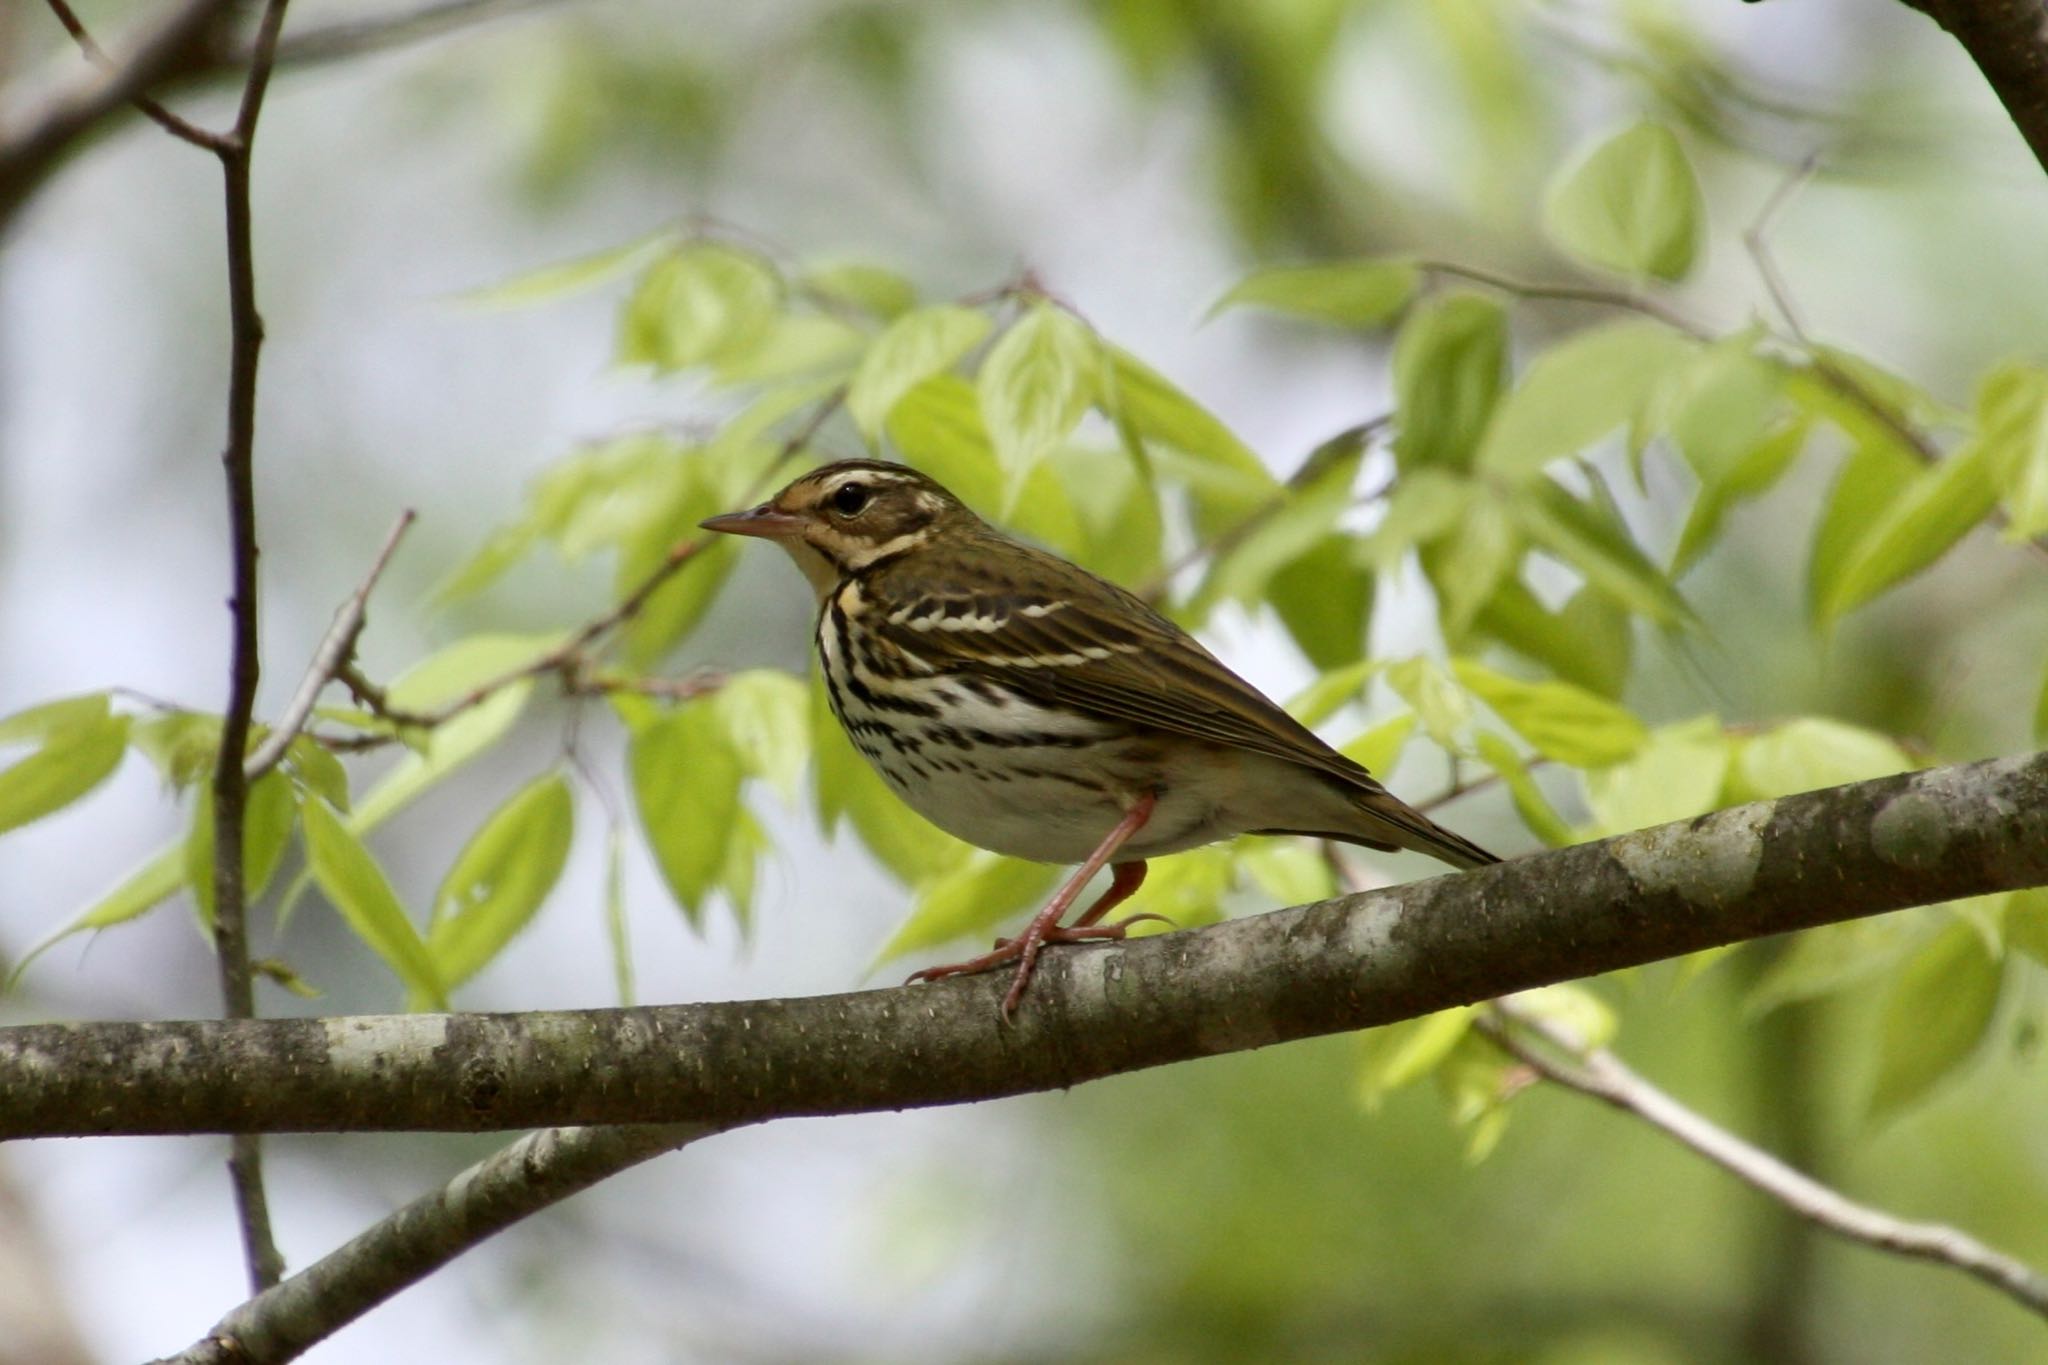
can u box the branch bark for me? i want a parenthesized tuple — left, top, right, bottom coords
(1897, 0, 2048, 178)
(4, 748, 2044, 1139)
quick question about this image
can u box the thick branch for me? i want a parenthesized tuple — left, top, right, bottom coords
(3, 749, 2043, 1139)
(1898, 0, 2048, 178)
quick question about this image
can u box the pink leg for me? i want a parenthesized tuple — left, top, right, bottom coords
(908, 792, 1160, 1019)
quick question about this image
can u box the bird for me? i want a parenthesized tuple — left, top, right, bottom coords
(701, 458, 1500, 1017)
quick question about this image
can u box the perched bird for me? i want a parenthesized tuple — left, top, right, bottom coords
(702, 459, 1499, 1016)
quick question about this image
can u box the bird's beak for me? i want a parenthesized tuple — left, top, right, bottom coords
(700, 505, 805, 540)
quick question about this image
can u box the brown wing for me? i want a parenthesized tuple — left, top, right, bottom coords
(862, 536, 1381, 789)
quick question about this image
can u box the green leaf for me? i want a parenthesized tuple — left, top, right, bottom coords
(1118, 846, 1235, 930)
(1392, 293, 1509, 473)
(425, 774, 575, 996)
(301, 797, 446, 1009)
(977, 303, 1099, 477)
(1974, 362, 2048, 540)
(1871, 921, 2002, 1120)
(848, 305, 992, 442)
(2004, 887, 2048, 968)
(1724, 719, 1914, 804)
(1356, 1007, 1476, 1110)
(1673, 415, 1809, 574)
(1268, 534, 1374, 670)
(348, 684, 535, 837)
(809, 673, 971, 885)
(1805, 429, 1920, 619)
(1104, 346, 1270, 480)
(629, 700, 743, 926)
(6, 842, 183, 988)
(1339, 712, 1415, 779)
(1544, 121, 1703, 281)
(712, 313, 866, 385)
(869, 854, 1058, 966)
(1747, 916, 1928, 1017)
(802, 261, 918, 320)
(1506, 983, 1618, 1048)
(1473, 731, 1574, 847)
(1471, 580, 1634, 698)
(889, 373, 1006, 508)
(1287, 660, 1379, 729)
(616, 243, 783, 372)
(1476, 321, 1696, 479)
(1051, 446, 1165, 585)
(1210, 259, 1418, 328)
(1813, 440, 1999, 622)
(1363, 468, 1475, 574)
(1453, 660, 1646, 767)
(1513, 480, 1690, 626)
(0, 695, 129, 837)
(1664, 338, 1790, 488)
(183, 770, 298, 927)
(1582, 715, 1729, 836)
(459, 229, 676, 308)
(1190, 447, 1358, 614)
(1237, 837, 1336, 906)
(285, 737, 350, 812)
(1385, 657, 1472, 754)
(711, 669, 811, 801)
(1420, 493, 1519, 644)
(129, 710, 222, 792)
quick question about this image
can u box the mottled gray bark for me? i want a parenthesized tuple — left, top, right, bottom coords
(7, 749, 2046, 1140)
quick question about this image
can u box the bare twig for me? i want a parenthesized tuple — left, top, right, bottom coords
(243, 510, 417, 782)
(193, 0, 293, 1296)
(41, 0, 221, 147)
(0, 0, 239, 218)
(1479, 1000, 2048, 1321)
(1417, 259, 1712, 340)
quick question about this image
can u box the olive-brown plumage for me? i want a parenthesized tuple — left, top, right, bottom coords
(704, 459, 1499, 1014)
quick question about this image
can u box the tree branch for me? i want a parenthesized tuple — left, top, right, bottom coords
(1478, 999, 2048, 1322)
(3, 749, 2043, 1139)
(203, 0, 293, 1295)
(160, 1123, 724, 1365)
(0, 0, 239, 220)
(1897, 0, 2048, 179)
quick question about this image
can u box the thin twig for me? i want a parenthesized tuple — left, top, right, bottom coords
(243, 510, 416, 782)
(1417, 259, 1712, 340)
(41, 0, 222, 147)
(1479, 1000, 2048, 1322)
(199, 0, 293, 1296)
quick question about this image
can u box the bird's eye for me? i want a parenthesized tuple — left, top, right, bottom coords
(830, 482, 871, 517)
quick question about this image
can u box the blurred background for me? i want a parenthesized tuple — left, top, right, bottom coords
(3, 0, 2048, 1360)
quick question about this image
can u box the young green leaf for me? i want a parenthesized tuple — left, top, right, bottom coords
(605, 826, 635, 1007)
(629, 700, 743, 926)
(1746, 914, 1928, 1017)
(1103, 346, 1270, 480)
(1813, 439, 1999, 623)
(182, 769, 299, 927)
(1476, 320, 1695, 480)
(1209, 259, 1418, 328)
(1356, 1007, 1477, 1110)
(1870, 921, 2002, 1120)
(1236, 837, 1335, 906)
(1421, 492, 1520, 644)
(426, 773, 575, 995)
(616, 242, 782, 372)
(301, 797, 446, 1009)
(1392, 293, 1509, 473)
(1286, 660, 1379, 729)
(801, 261, 918, 320)
(1582, 715, 1729, 836)
(129, 710, 222, 792)
(1805, 430, 1919, 619)
(458, 229, 677, 308)
(1724, 718, 1913, 804)
(1544, 122, 1703, 281)
(5, 842, 183, 988)
(1385, 656, 1472, 753)
(1513, 480, 1690, 626)
(977, 303, 1099, 476)
(1339, 712, 1415, 780)
(0, 695, 129, 837)
(1268, 534, 1374, 670)
(1117, 846, 1235, 931)
(1453, 660, 1647, 767)
(711, 669, 811, 801)
(868, 854, 1059, 967)
(1974, 362, 2048, 541)
(847, 305, 992, 441)
(1473, 731, 1574, 847)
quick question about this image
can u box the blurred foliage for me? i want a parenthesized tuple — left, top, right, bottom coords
(8, 0, 2048, 1358)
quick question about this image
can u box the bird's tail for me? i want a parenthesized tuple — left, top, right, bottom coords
(1344, 788, 1502, 871)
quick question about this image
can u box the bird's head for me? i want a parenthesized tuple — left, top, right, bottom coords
(700, 460, 974, 598)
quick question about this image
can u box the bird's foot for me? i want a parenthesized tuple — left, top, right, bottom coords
(907, 913, 1176, 1020)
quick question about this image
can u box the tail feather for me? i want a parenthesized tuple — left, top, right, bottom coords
(1274, 788, 1500, 871)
